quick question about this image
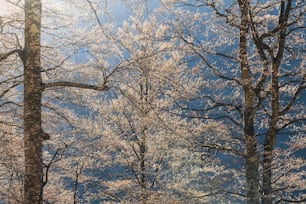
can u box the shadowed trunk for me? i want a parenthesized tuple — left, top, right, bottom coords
(239, 0, 260, 203)
(262, 1, 291, 203)
(262, 59, 280, 204)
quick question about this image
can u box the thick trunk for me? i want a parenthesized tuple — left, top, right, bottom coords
(262, 133, 274, 204)
(22, 1, 110, 202)
(244, 91, 259, 204)
(239, 1, 260, 203)
(23, 0, 44, 203)
(244, 107, 259, 204)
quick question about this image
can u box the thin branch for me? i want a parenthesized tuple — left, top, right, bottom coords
(278, 118, 306, 131)
(280, 74, 306, 115)
(180, 36, 241, 85)
(85, 0, 111, 39)
(0, 49, 22, 62)
(0, 82, 20, 98)
(199, 143, 244, 156)
(275, 198, 306, 204)
(0, 101, 21, 108)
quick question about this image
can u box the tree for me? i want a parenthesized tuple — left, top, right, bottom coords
(164, 0, 305, 203)
(23, 0, 46, 202)
(1, 0, 109, 202)
(55, 4, 205, 202)
(0, 1, 24, 202)
(1, 0, 304, 203)
(41, 2, 235, 202)
(89, 3, 249, 203)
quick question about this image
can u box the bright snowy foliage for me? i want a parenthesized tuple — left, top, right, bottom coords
(0, 0, 305, 203)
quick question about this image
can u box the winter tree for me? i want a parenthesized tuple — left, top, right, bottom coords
(162, 0, 305, 203)
(1, 0, 304, 203)
(1, 0, 110, 202)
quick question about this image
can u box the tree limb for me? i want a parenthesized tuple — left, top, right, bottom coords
(0, 49, 22, 62)
(42, 82, 109, 91)
(280, 74, 306, 115)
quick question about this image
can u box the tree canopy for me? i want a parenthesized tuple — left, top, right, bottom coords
(0, 0, 305, 203)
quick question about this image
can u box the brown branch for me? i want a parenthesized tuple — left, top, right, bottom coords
(85, 0, 112, 39)
(0, 49, 22, 62)
(180, 36, 242, 85)
(278, 118, 306, 131)
(206, 1, 240, 28)
(276, 198, 306, 204)
(42, 82, 109, 91)
(280, 74, 306, 116)
(0, 82, 20, 98)
(200, 143, 244, 156)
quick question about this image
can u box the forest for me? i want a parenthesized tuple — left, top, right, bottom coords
(0, 0, 305, 203)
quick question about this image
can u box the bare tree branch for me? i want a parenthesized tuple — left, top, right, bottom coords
(42, 82, 109, 91)
(280, 74, 306, 116)
(0, 49, 22, 62)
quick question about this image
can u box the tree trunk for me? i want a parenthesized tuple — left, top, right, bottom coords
(23, 0, 44, 203)
(140, 136, 147, 204)
(262, 55, 281, 204)
(262, 2, 291, 203)
(239, 0, 260, 203)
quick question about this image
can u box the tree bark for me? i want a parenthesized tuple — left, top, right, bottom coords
(262, 61, 280, 204)
(22, 2, 110, 202)
(262, 2, 291, 203)
(23, 0, 45, 203)
(140, 136, 147, 204)
(239, 0, 260, 203)
(139, 79, 148, 204)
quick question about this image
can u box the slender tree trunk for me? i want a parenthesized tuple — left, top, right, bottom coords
(262, 2, 291, 203)
(140, 136, 147, 204)
(239, 1, 260, 203)
(262, 59, 280, 204)
(139, 73, 149, 204)
(23, 0, 44, 203)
